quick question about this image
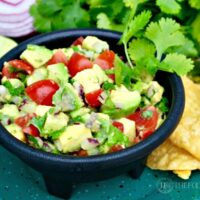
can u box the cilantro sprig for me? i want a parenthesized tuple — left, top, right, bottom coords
(119, 10, 194, 84)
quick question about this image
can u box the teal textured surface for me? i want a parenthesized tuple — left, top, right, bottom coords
(0, 146, 200, 200)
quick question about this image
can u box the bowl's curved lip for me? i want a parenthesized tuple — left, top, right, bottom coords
(0, 28, 185, 165)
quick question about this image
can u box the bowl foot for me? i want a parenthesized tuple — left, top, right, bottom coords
(43, 175, 72, 199)
(128, 157, 146, 179)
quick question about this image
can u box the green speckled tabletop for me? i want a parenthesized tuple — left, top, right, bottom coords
(0, 145, 200, 200)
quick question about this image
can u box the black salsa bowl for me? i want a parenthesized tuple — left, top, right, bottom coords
(0, 29, 185, 199)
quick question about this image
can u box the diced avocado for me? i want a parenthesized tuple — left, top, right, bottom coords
(55, 124, 92, 153)
(20, 45, 52, 68)
(58, 48, 74, 59)
(70, 108, 90, 122)
(20, 101, 37, 114)
(116, 118, 136, 142)
(5, 124, 25, 142)
(26, 67, 48, 86)
(98, 125, 130, 154)
(82, 36, 109, 53)
(47, 63, 69, 84)
(146, 81, 164, 105)
(2, 77, 24, 96)
(43, 112, 69, 132)
(52, 83, 83, 112)
(73, 64, 109, 93)
(93, 64, 111, 83)
(0, 104, 19, 119)
(0, 85, 11, 102)
(101, 85, 141, 118)
(35, 105, 53, 116)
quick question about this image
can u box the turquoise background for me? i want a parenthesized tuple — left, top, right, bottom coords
(0, 146, 200, 200)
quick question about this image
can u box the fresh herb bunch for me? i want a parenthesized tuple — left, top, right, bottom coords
(30, 0, 200, 75)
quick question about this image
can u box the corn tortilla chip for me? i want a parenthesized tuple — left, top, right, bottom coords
(147, 140, 200, 172)
(173, 170, 191, 180)
(169, 77, 200, 160)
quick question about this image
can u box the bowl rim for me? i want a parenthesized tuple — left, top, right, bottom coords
(0, 28, 185, 165)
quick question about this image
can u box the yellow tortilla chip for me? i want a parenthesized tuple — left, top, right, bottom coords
(147, 140, 200, 172)
(173, 170, 191, 180)
(169, 77, 200, 160)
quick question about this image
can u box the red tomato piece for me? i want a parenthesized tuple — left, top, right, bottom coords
(25, 80, 59, 106)
(85, 89, 103, 108)
(47, 50, 68, 66)
(94, 50, 115, 70)
(67, 52, 93, 77)
(71, 36, 84, 46)
(77, 149, 88, 157)
(127, 106, 159, 141)
(2, 59, 34, 78)
(112, 121, 124, 133)
(23, 125, 40, 137)
(15, 113, 36, 128)
(2, 66, 17, 78)
(110, 145, 124, 153)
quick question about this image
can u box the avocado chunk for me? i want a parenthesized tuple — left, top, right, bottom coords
(146, 81, 164, 105)
(73, 64, 109, 94)
(35, 105, 53, 116)
(47, 63, 69, 84)
(0, 104, 20, 119)
(0, 85, 11, 102)
(26, 67, 48, 86)
(5, 124, 25, 142)
(20, 45, 52, 68)
(70, 108, 90, 123)
(20, 101, 37, 114)
(2, 77, 24, 96)
(43, 112, 69, 133)
(82, 36, 109, 53)
(101, 85, 141, 118)
(116, 118, 136, 142)
(55, 124, 92, 153)
(52, 83, 83, 112)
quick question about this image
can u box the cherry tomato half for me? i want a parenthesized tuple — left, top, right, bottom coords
(67, 52, 93, 77)
(15, 113, 36, 128)
(94, 50, 115, 70)
(47, 50, 68, 66)
(112, 121, 124, 133)
(85, 89, 103, 108)
(25, 80, 59, 106)
(110, 145, 124, 153)
(71, 36, 84, 46)
(2, 59, 34, 78)
(127, 106, 159, 142)
(23, 125, 40, 137)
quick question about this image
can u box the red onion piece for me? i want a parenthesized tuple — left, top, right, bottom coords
(81, 138, 99, 150)
(0, 27, 35, 37)
(0, 17, 33, 29)
(1, 0, 24, 6)
(0, 12, 30, 22)
(0, 0, 35, 14)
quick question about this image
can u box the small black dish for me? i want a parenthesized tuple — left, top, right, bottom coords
(0, 29, 185, 199)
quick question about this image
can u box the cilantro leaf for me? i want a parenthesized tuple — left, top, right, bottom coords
(156, 0, 181, 15)
(189, 0, 200, 9)
(96, 13, 124, 32)
(159, 53, 194, 75)
(167, 37, 198, 57)
(3, 81, 24, 96)
(49, 127, 65, 140)
(102, 81, 115, 91)
(156, 97, 169, 113)
(191, 14, 200, 42)
(123, 0, 148, 8)
(121, 10, 152, 44)
(128, 38, 156, 62)
(145, 18, 185, 60)
(114, 55, 136, 87)
(30, 114, 47, 133)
